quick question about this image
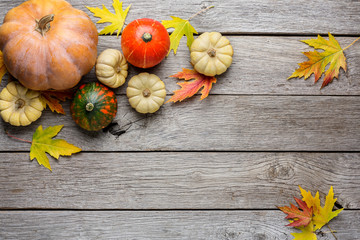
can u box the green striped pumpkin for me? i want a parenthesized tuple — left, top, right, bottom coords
(71, 82, 117, 131)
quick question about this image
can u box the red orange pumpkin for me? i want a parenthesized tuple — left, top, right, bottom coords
(121, 18, 170, 68)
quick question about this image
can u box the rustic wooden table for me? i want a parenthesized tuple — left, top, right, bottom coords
(1, 0, 360, 239)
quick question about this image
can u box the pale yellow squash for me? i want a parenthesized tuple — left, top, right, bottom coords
(0, 81, 44, 126)
(126, 73, 166, 114)
(190, 32, 233, 76)
(95, 49, 128, 88)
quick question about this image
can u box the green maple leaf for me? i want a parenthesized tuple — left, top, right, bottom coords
(30, 125, 81, 171)
(162, 16, 198, 55)
(86, 0, 131, 37)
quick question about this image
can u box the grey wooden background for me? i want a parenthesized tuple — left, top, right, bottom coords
(1, 0, 360, 239)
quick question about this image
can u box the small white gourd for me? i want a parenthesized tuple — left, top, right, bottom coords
(126, 73, 166, 114)
(190, 32, 233, 76)
(95, 49, 128, 88)
(0, 81, 44, 126)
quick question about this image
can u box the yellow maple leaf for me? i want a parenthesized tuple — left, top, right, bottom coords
(30, 125, 81, 171)
(162, 16, 198, 55)
(299, 186, 321, 214)
(312, 186, 343, 230)
(291, 222, 317, 240)
(288, 33, 346, 88)
(0, 51, 7, 85)
(86, 0, 131, 37)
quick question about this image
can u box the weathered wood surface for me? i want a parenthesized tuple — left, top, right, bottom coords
(1, 210, 359, 240)
(86, 36, 360, 95)
(1, 0, 360, 35)
(1, 0, 360, 239)
(1, 95, 360, 152)
(1, 152, 359, 209)
(2, 35, 360, 95)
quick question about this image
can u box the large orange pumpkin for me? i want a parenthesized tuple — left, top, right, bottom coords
(0, 0, 98, 90)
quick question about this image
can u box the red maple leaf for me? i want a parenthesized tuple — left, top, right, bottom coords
(167, 68, 216, 103)
(278, 197, 313, 227)
(40, 89, 74, 115)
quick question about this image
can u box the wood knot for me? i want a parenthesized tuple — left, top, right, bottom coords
(267, 163, 294, 180)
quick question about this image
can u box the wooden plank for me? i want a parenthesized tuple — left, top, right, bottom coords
(88, 36, 360, 95)
(1, 95, 359, 152)
(1, 35, 360, 95)
(0, 210, 358, 239)
(1, 0, 360, 35)
(1, 152, 358, 209)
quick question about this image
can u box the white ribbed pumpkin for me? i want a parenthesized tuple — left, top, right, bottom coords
(126, 73, 166, 114)
(95, 49, 128, 88)
(190, 32, 233, 76)
(0, 81, 44, 126)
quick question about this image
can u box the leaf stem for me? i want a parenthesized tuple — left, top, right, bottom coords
(326, 223, 338, 240)
(188, 6, 214, 21)
(343, 36, 360, 51)
(6, 131, 32, 144)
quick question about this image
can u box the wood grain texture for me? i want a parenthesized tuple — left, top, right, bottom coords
(1, 152, 358, 209)
(1, 0, 359, 35)
(81, 36, 360, 95)
(1, 95, 359, 152)
(1, 36, 360, 95)
(1, 210, 358, 240)
(0, 1, 359, 237)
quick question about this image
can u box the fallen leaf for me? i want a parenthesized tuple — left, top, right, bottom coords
(40, 90, 74, 115)
(162, 16, 197, 55)
(0, 51, 7, 85)
(312, 186, 344, 230)
(299, 186, 321, 214)
(30, 125, 81, 171)
(167, 68, 216, 103)
(278, 197, 313, 227)
(86, 0, 131, 37)
(288, 33, 346, 88)
(291, 222, 317, 240)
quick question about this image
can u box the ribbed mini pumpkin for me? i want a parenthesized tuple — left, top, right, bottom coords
(0, 0, 98, 90)
(70, 82, 117, 131)
(95, 49, 128, 88)
(0, 81, 44, 126)
(126, 73, 166, 114)
(121, 18, 170, 68)
(190, 32, 233, 76)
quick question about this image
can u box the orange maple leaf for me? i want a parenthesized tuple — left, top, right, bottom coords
(288, 33, 346, 88)
(40, 90, 74, 115)
(167, 68, 216, 103)
(278, 197, 313, 228)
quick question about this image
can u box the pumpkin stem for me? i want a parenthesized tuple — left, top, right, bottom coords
(35, 14, 55, 36)
(142, 89, 151, 98)
(86, 103, 95, 112)
(142, 32, 152, 43)
(116, 66, 122, 73)
(207, 48, 216, 57)
(15, 99, 25, 109)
